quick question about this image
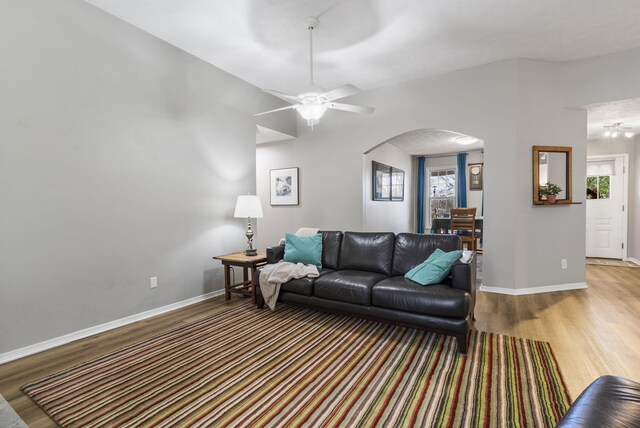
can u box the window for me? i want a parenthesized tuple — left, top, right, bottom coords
(428, 168, 456, 224)
(586, 176, 610, 199)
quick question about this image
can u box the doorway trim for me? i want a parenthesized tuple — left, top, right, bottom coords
(587, 153, 629, 260)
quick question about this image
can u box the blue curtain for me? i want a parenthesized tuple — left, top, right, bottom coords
(456, 153, 467, 207)
(416, 156, 426, 233)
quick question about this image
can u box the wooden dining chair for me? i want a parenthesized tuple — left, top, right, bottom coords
(450, 208, 477, 251)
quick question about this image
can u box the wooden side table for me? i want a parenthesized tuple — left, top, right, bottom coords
(213, 252, 267, 304)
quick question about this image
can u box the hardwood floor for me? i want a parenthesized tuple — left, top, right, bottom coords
(1, 264, 639, 427)
(0, 299, 244, 428)
(475, 264, 640, 398)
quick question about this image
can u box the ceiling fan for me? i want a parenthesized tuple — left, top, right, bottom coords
(255, 16, 374, 127)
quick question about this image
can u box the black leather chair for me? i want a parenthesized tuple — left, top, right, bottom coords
(557, 376, 640, 427)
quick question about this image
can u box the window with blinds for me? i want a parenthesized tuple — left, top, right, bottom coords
(428, 168, 456, 224)
(587, 159, 614, 199)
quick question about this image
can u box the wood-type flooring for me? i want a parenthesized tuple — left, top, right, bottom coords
(1, 264, 638, 427)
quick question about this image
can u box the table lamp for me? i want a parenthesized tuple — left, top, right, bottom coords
(233, 194, 263, 256)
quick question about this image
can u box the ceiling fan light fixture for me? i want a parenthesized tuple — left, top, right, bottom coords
(297, 102, 327, 125)
(625, 131, 634, 138)
(604, 130, 611, 137)
(611, 131, 619, 138)
(254, 17, 374, 126)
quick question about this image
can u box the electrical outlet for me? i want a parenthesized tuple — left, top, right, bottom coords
(150, 276, 158, 289)
(561, 259, 567, 269)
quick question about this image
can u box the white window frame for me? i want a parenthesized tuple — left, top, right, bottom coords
(426, 166, 457, 228)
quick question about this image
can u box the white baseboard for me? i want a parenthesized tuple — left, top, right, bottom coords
(626, 257, 640, 266)
(0, 289, 224, 365)
(480, 282, 587, 295)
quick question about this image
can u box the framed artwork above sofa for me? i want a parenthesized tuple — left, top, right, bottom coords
(373, 161, 404, 201)
(270, 167, 299, 206)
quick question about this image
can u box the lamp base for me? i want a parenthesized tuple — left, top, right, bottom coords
(244, 218, 258, 257)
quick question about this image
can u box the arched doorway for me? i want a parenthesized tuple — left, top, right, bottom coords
(364, 129, 483, 229)
(363, 128, 485, 272)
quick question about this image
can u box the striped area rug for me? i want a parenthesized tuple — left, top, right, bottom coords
(22, 303, 571, 427)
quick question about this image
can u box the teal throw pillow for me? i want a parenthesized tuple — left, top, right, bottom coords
(284, 233, 323, 267)
(405, 250, 463, 286)
(404, 248, 444, 280)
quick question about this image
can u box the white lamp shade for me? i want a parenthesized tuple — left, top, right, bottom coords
(234, 195, 263, 218)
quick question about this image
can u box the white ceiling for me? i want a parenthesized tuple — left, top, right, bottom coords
(586, 98, 640, 140)
(83, 0, 640, 94)
(386, 129, 483, 156)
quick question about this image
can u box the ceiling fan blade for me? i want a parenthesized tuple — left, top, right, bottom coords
(321, 84, 361, 101)
(254, 105, 297, 116)
(327, 102, 374, 115)
(262, 89, 299, 104)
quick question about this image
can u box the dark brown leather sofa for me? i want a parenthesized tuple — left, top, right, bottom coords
(257, 231, 476, 353)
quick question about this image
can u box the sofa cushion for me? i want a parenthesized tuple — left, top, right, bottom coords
(314, 270, 388, 306)
(284, 233, 322, 267)
(392, 233, 461, 276)
(406, 250, 463, 286)
(404, 248, 444, 279)
(372, 276, 470, 318)
(281, 267, 334, 296)
(320, 231, 343, 270)
(338, 232, 395, 275)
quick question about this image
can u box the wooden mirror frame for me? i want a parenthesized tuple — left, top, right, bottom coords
(532, 145, 572, 205)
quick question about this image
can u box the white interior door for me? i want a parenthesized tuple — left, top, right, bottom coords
(586, 156, 625, 259)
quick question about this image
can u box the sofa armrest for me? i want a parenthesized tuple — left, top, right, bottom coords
(267, 244, 285, 264)
(450, 252, 477, 305)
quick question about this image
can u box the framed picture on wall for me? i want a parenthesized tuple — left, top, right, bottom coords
(373, 161, 404, 201)
(391, 168, 405, 201)
(469, 163, 483, 190)
(373, 161, 391, 200)
(270, 167, 299, 205)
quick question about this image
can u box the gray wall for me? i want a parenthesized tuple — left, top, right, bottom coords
(257, 59, 589, 292)
(587, 137, 639, 260)
(515, 60, 587, 288)
(363, 143, 414, 233)
(0, 0, 288, 354)
(257, 59, 519, 253)
(564, 47, 640, 108)
(251, 49, 640, 294)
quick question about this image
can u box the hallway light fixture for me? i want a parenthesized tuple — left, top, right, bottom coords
(453, 136, 479, 145)
(603, 122, 634, 138)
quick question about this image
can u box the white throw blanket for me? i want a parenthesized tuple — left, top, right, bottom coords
(259, 261, 319, 310)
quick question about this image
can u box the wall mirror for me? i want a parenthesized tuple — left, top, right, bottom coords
(532, 146, 572, 205)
